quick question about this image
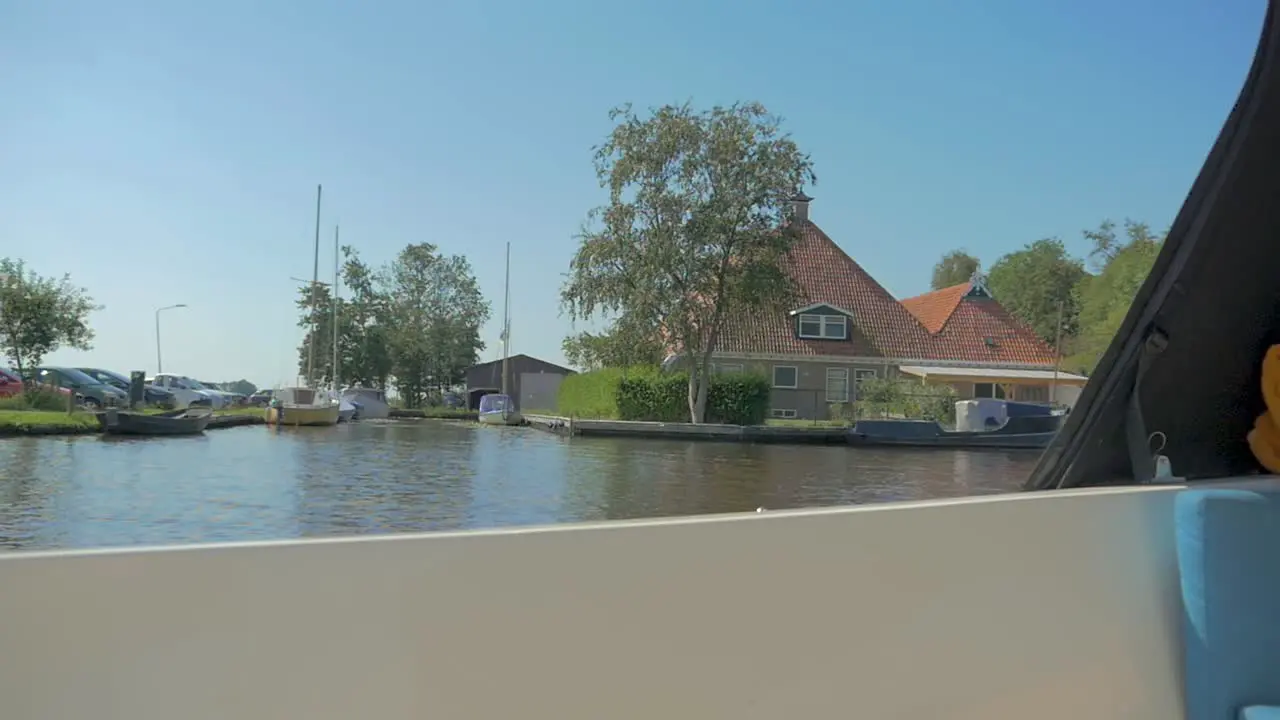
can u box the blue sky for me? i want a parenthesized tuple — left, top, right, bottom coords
(0, 0, 1265, 388)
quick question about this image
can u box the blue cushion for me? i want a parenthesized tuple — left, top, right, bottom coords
(1240, 706, 1280, 720)
(1177, 489, 1280, 720)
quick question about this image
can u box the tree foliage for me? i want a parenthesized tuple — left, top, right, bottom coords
(0, 258, 100, 388)
(562, 312, 666, 371)
(987, 238, 1086, 345)
(219, 379, 258, 395)
(561, 101, 815, 423)
(296, 244, 489, 408)
(384, 244, 489, 408)
(931, 249, 980, 289)
(1067, 220, 1163, 371)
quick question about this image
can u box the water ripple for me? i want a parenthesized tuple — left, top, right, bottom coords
(0, 421, 1037, 551)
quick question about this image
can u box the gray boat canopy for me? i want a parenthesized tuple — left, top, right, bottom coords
(1027, 1, 1280, 489)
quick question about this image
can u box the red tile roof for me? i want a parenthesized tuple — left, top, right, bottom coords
(716, 220, 935, 358)
(713, 218, 1058, 366)
(901, 283, 1058, 365)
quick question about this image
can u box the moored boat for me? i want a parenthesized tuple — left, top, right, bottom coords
(264, 387, 341, 427)
(477, 393, 523, 426)
(98, 407, 213, 436)
(341, 387, 389, 419)
(847, 414, 1062, 450)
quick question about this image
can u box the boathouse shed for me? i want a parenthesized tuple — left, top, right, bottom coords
(465, 354, 576, 411)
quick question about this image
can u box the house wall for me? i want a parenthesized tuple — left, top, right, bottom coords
(713, 358, 889, 420)
(714, 356, 1074, 418)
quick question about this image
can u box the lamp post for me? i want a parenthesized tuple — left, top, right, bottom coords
(155, 304, 187, 374)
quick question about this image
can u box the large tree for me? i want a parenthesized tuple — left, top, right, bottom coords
(383, 244, 489, 408)
(931, 249, 981, 289)
(338, 246, 393, 389)
(1068, 220, 1163, 372)
(562, 102, 815, 423)
(0, 258, 99, 389)
(562, 312, 666, 371)
(987, 238, 1086, 345)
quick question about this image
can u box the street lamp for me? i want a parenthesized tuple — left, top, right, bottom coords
(155, 304, 187, 374)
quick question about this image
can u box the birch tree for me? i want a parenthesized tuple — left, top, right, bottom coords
(561, 102, 815, 423)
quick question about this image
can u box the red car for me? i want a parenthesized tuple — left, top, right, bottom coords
(0, 368, 74, 400)
(0, 368, 21, 398)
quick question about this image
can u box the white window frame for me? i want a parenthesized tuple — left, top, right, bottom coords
(854, 369, 877, 384)
(797, 313, 848, 340)
(772, 365, 798, 389)
(770, 408, 798, 419)
(825, 368, 850, 403)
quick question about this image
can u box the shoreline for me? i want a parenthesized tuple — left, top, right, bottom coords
(523, 413, 850, 445)
(0, 407, 479, 438)
(0, 409, 266, 438)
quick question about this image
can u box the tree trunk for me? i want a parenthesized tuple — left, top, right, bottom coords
(686, 358, 709, 424)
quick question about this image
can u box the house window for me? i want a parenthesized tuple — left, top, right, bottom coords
(975, 382, 1007, 399)
(770, 408, 798, 419)
(826, 368, 850, 403)
(797, 313, 848, 340)
(772, 365, 798, 388)
(716, 363, 744, 374)
(854, 369, 877, 384)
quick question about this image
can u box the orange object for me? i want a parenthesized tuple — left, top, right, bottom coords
(1250, 345, 1280, 473)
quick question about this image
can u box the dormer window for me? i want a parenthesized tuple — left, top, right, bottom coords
(790, 303, 852, 340)
(798, 313, 848, 340)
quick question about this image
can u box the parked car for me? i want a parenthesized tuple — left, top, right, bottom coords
(28, 367, 129, 408)
(148, 373, 231, 409)
(77, 368, 179, 408)
(1, 368, 77, 402)
(248, 389, 275, 407)
(202, 382, 246, 406)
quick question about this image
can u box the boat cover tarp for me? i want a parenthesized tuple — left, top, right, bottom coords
(1028, 0, 1280, 488)
(479, 394, 514, 413)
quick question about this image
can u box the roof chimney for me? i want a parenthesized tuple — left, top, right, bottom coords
(790, 192, 813, 223)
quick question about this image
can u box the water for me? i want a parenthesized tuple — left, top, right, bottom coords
(0, 420, 1039, 551)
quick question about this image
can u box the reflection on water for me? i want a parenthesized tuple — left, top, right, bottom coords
(0, 421, 1037, 551)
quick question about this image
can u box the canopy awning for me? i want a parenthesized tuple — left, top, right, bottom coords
(898, 365, 1090, 386)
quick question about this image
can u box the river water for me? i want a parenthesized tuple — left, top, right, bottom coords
(0, 420, 1039, 551)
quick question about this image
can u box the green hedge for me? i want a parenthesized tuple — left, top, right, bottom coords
(854, 378, 958, 424)
(559, 367, 771, 425)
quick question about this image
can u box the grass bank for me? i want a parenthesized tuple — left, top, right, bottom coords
(0, 404, 268, 437)
(0, 410, 99, 436)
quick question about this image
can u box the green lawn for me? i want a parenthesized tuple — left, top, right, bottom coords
(0, 410, 99, 434)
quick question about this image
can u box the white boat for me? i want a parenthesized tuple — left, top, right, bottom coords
(477, 392, 522, 426)
(3, 11, 1279, 718)
(326, 389, 358, 423)
(342, 387, 390, 419)
(264, 386, 341, 427)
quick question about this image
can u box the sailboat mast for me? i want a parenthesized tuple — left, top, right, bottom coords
(501, 242, 511, 397)
(306, 184, 322, 388)
(332, 224, 340, 393)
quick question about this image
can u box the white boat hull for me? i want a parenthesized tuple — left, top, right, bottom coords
(478, 411, 523, 426)
(342, 390, 390, 420)
(0, 479, 1225, 719)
